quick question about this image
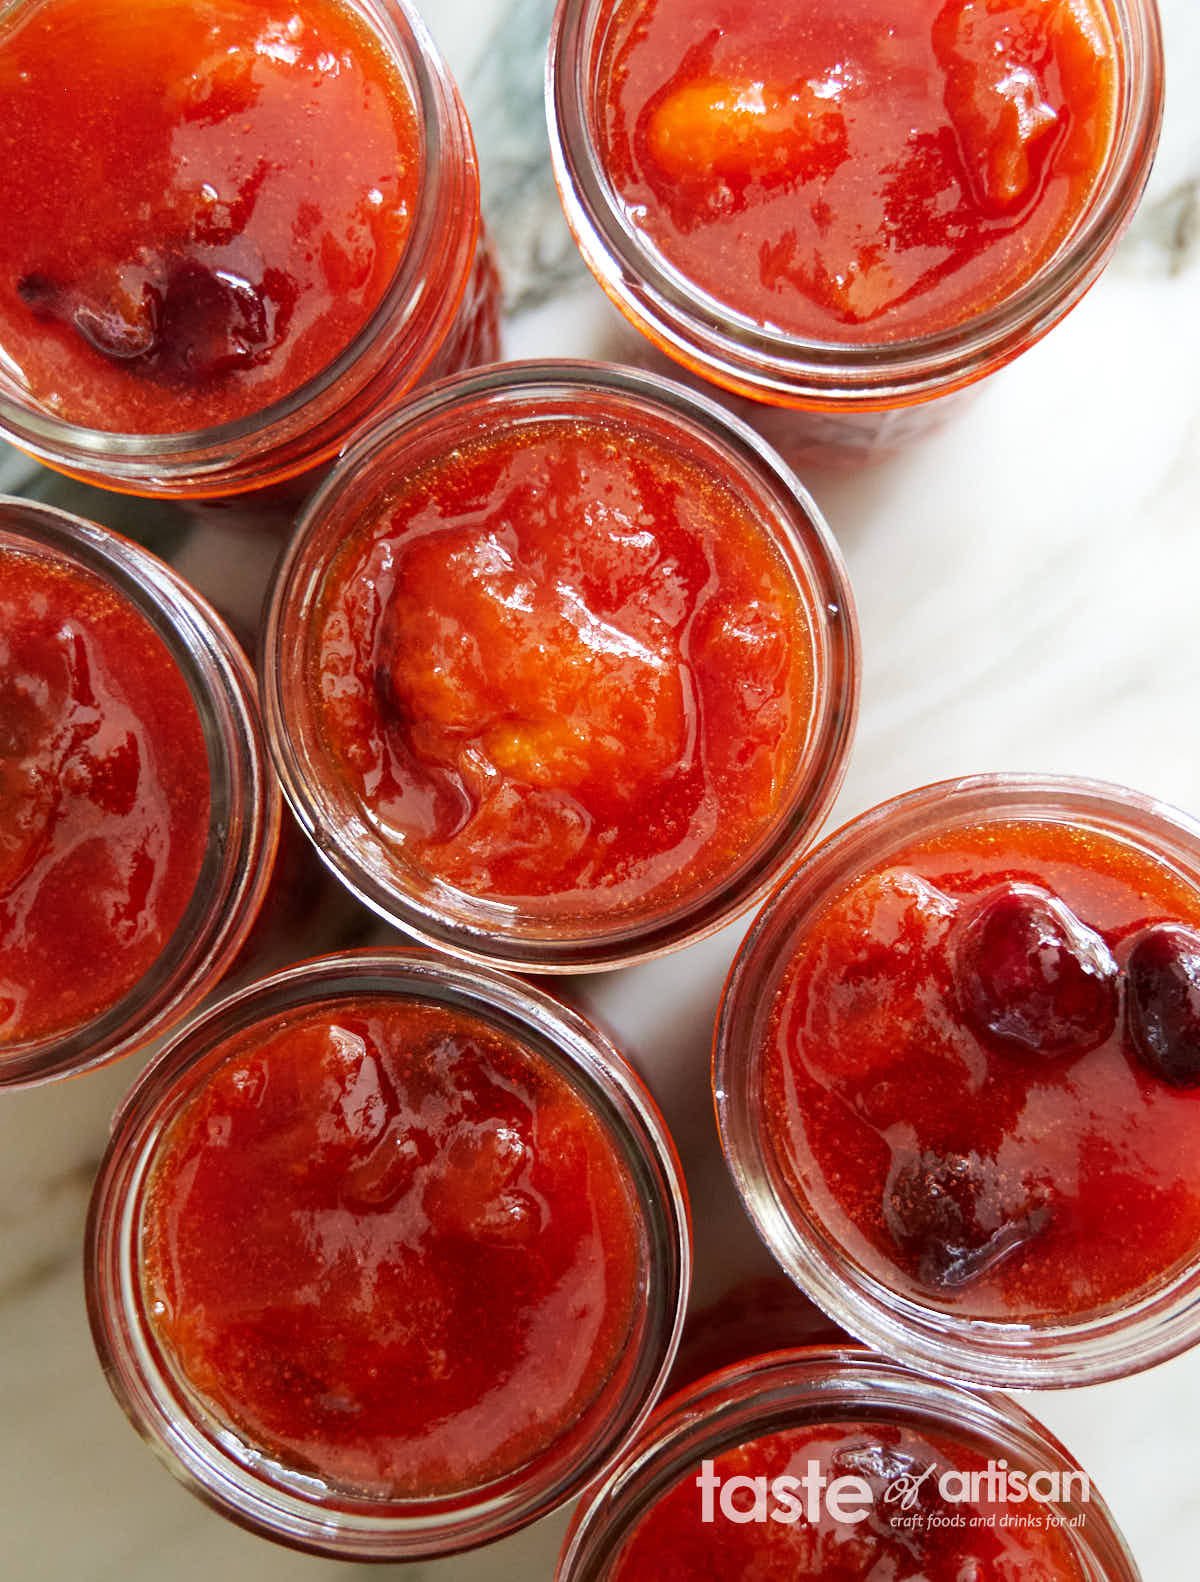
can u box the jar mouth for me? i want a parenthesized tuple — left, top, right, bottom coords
(262, 358, 860, 973)
(0, 0, 480, 495)
(85, 949, 691, 1560)
(557, 1347, 1141, 1582)
(715, 773, 1200, 1389)
(0, 496, 279, 1087)
(547, 0, 1165, 407)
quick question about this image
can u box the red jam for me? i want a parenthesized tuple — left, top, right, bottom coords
(598, 0, 1117, 340)
(313, 418, 813, 918)
(609, 1420, 1086, 1580)
(0, 0, 419, 432)
(765, 819, 1200, 1321)
(140, 998, 642, 1496)
(0, 548, 209, 1045)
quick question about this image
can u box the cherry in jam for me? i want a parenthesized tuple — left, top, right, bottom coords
(0, 0, 419, 432)
(608, 1420, 1087, 1581)
(1126, 924, 1200, 1089)
(882, 1146, 1054, 1291)
(765, 818, 1200, 1320)
(956, 885, 1119, 1059)
(20, 255, 297, 383)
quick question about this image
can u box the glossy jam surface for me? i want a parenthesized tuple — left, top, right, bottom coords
(765, 818, 1200, 1321)
(598, 0, 1117, 341)
(0, 547, 209, 1045)
(141, 998, 642, 1496)
(0, 0, 419, 432)
(313, 418, 813, 920)
(610, 1420, 1085, 1580)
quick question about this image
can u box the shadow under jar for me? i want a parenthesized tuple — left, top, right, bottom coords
(263, 359, 859, 972)
(86, 949, 691, 1560)
(547, 0, 1164, 464)
(0, 0, 499, 498)
(716, 775, 1200, 1389)
(0, 498, 278, 1087)
(556, 1348, 1142, 1582)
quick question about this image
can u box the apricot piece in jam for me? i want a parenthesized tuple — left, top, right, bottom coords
(600, 0, 1117, 337)
(644, 78, 848, 189)
(314, 418, 813, 920)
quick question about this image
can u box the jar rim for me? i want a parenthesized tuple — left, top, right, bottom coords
(0, 0, 481, 495)
(0, 495, 279, 1086)
(556, 1345, 1143, 1582)
(85, 946, 692, 1560)
(546, 0, 1165, 409)
(261, 357, 860, 972)
(715, 772, 1200, 1389)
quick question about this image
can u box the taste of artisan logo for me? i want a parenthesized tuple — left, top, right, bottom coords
(696, 1458, 1091, 1530)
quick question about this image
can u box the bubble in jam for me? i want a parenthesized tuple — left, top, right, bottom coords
(140, 998, 642, 1497)
(597, 0, 1116, 338)
(764, 817, 1200, 1320)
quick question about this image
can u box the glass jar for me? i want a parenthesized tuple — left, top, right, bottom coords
(715, 774, 1200, 1388)
(0, 497, 279, 1087)
(262, 358, 859, 972)
(557, 1347, 1141, 1582)
(85, 949, 691, 1560)
(0, 0, 499, 498)
(547, 0, 1164, 464)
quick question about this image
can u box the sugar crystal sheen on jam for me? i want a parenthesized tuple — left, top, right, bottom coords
(597, 0, 1117, 340)
(0, 0, 419, 432)
(313, 418, 814, 919)
(764, 819, 1200, 1320)
(0, 548, 209, 1045)
(608, 1421, 1086, 1581)
(140, 999, 642, 1496)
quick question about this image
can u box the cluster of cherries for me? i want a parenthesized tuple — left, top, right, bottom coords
(882, 882, 1200, 1291)
(958, 885, 1200, 1086)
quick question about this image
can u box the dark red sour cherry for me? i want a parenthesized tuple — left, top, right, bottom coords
(17, 250, 294, 384)
(956, 884, 1118, 1058)
(883, 1149, 1052, 1289)
(157, 259, 274, 380)
(1125, 924, 1200, 1089)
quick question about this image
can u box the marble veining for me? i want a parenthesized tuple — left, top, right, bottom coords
(1, 1, 1199, 1578)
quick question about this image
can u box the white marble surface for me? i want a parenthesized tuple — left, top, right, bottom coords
(2, 1, 1199, 1578)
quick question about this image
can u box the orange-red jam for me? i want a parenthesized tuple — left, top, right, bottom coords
(766, 818, 1200, 1321)
(609, 1420, 1086, 1580)
(313, 417, 813, 919)
(0, 547, 209, 1044)
(598, 0, 1117, 340)
(0, 0, 419, 431)
(141, 998, 642, 1496)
